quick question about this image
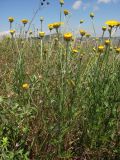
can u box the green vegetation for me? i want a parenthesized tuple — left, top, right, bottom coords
(0, 35, 120, 159)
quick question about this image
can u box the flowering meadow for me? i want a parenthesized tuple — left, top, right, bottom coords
(0, 0, 120, 159)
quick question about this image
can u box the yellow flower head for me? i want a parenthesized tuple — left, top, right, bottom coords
(10, 30, 15, 35)
(53, 22, 63, 29)
(64, 32, 72, 41)
(8, 17, 14, 23)
(106, 20, 119, 27)
(39, 32, 45, 38)
(80, 20, 84, 24)
(21, 19, 28, 25)
(104, 39, 111, 45)
(72, 49, 78, 54)
(22, 83, 29, 90)
(86, 33, 91, 38)
(48, 24, 53, 31)
(102, 26, 107, 31)
(98, 45, 105, 52)
(60, 0, 64, 5)
(80, 30, 86, 36)
(116, 48, 120, 53)
(90, 12, 94, 18)
(64, 10, 69, 16)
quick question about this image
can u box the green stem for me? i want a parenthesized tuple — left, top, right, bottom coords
(59, 4, 62, 33)
(80, 36, 83, 45)
(10, 23, 12, 30)
(40, 39, 43, 61)
(102, 31, 104, 42)
(91, 19, 96, 37)
(40, 21, 43, 32)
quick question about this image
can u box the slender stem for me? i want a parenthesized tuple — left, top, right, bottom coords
(26, 5, 41, 34)
(80, 36, 83, 45)
(91, 19, 96, 37)
(56, 28, 59, 40)
(102, 31, 104, 41)
(60, 4, 62, 23)
(66, 41, 69, 72)
(109, 27, 112, 39)
(10, 23, 12, 30)
(40, 39, 43, 61)
(59, 4, 62, 33)
(40, 21, 43, 32)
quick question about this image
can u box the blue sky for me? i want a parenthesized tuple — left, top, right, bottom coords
(0, 0, 120, 36)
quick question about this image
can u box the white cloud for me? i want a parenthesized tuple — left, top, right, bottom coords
(97, 0, 119, 3)
(72, 0, 82, 10)
(98, 0, 111, 3)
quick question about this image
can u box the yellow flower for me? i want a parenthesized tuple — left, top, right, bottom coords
(53, 22, 63, 29)
(106, 20, 119, 27)
(98, 45, 105, 52)
(80, 20, 84, 24)
(21, 19, 28, 25)
(48, 24, 53, 31)
(86, 33, 91, 38)
(10, 30, 15, 35)
(8, 17, 14, 23)
(22, 83, 29, 90)
(116, 48, 120, 53)
(80, 30, 86, 36)
(90, 12, 94, 18)
(64, 10, 69, 16)
(105, 39, 111, 45)
(60, 0, 64, 5)
(72, 49, 78, 53)
(64, 32, 72, 41)
(102, 26, 107, 31)
(39, 32, 45, 38)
